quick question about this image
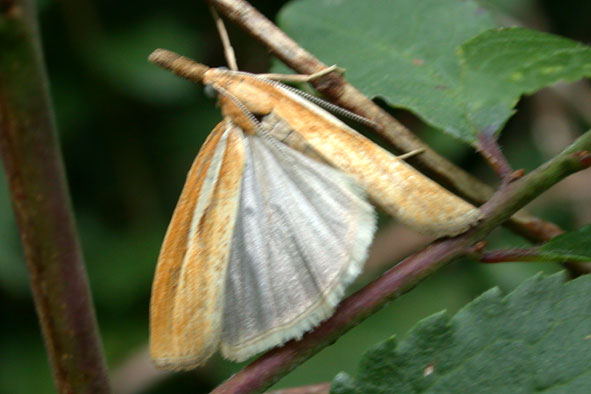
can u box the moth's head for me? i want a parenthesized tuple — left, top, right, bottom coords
(203, 67, 230, 99)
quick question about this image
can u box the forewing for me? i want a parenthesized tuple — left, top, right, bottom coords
(220, 130, 376, 361)
(270, 84, 480, 236)
(150, 121, 245, 370)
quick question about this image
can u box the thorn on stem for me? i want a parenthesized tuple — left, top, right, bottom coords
(507, 169, 526, 183)
(466, 240, 487, 258)
(572, 150, 591, 168)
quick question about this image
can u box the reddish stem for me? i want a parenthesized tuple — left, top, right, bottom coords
(0, 1, 111, 393)
(480, 248, 542, 263)
(267, 382, 331, 394)
(476, 132, 514, 182)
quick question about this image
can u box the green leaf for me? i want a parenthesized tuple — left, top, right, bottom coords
(331, 272, 591, 393)
(537, 225, 591, 262)
(276, 0, 591, 143)
(459, 27, 591, 137)
(276, 0, 496, 143)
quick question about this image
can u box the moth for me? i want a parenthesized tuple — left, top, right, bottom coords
(148, 49, 480, 370)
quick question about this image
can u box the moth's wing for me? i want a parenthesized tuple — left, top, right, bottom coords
(270, 84, 480, 237)
(150, 121, 245, 370)
(220, 132, 376, 361)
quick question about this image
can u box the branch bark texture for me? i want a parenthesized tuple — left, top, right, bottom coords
(0, 1, 111, 393)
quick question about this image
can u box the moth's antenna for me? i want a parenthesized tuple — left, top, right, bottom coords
(210, 6, 238, 71)
(276, 83, 380, 129)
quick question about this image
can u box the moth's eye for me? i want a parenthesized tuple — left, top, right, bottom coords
(204, 85, 218, 98)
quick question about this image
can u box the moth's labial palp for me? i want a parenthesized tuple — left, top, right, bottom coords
(204, 84, 218, 99)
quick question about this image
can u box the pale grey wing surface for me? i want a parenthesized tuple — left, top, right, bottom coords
(220, 131, 376, 361)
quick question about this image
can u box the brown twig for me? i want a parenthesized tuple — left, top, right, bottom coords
(212, 130, 591, 393)
(266, 382, 331, 394)
(479, 248, 544, 263)
(204, 0, 575, 250)
(0, 1, 111, 393)
(476, 132, 514, 182)
(210, 5, 238, 71)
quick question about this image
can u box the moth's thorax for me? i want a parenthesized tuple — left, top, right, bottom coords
(261, 113, 328, 164)
(204, 68, 277, 116)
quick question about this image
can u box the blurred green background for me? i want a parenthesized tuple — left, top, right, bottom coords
(0, 0, 589, 393)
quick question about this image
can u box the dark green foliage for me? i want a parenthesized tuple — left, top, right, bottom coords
(277, 0, 591, 143)
(538, 225, 591, 262)
(332, 273, 591, 393)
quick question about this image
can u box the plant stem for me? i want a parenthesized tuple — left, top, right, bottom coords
(267, 382, 331, 394)
(0, 1, 111, 393)
(480, 248, 543, 263)
(212, 130, 590, 393)
(477, 247, 591, 264)
(476, 132, 514, 181)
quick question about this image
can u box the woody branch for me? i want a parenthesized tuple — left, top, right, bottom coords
(0, 1, 111, 392)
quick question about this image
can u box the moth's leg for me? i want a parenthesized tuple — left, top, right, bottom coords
(259, 64, 344, 83)
(397, 148, 425, 161)
(210, 6, 238, 71)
